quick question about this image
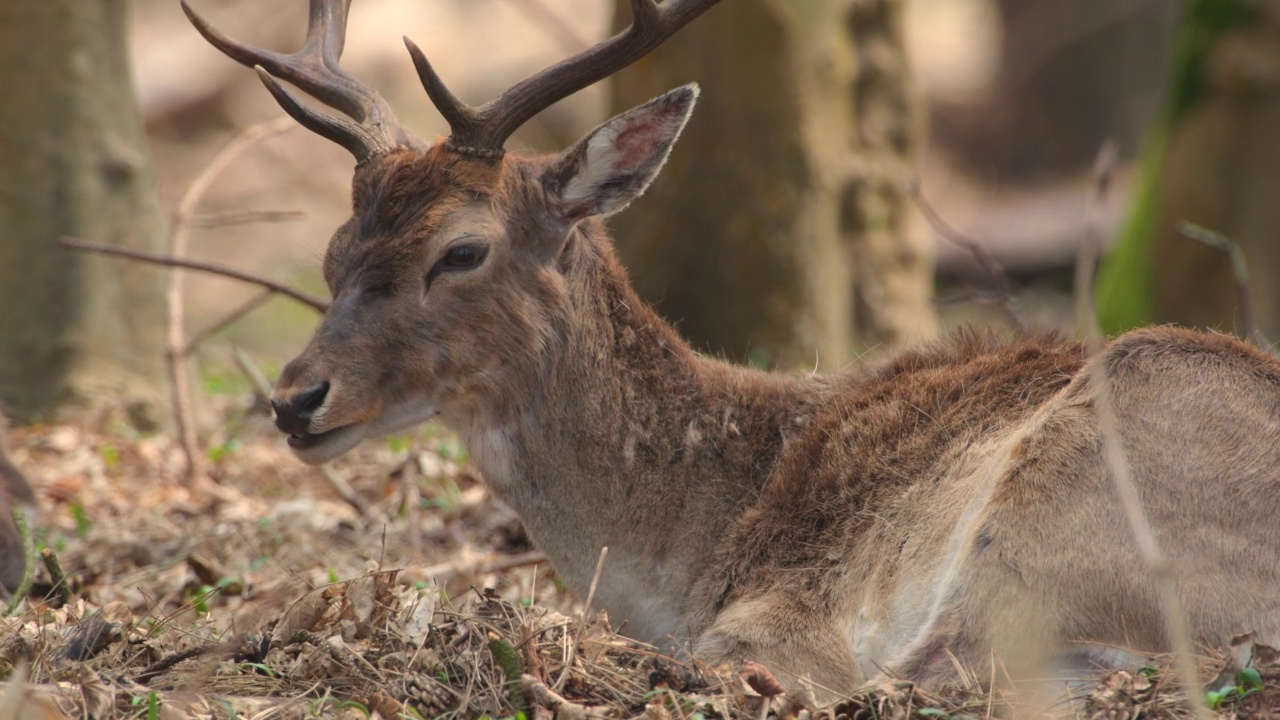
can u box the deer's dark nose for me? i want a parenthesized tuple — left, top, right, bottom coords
(272, 381, 330, 435)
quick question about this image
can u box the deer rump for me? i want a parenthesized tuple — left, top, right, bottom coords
(184, 0, 1280, 703)
(692, 327, 1280, 695)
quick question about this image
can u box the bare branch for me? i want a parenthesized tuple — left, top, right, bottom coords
(185, 289, 276, 353)
(520, 674, 610, 719)
(189, 209, 304, 228)
(40, 548, 72, 607)
(2, 509, 35, 617)
(420, 550, 549, 584)
(230, 346, 274, 409)
(1075, 141, 1118, 337)
(166, 117, 296, 483)
(61, 237, 329, 313)
(1075, 145, 1212, 720)
(1178, 222, 1268, 348)
(907, 179, 1027, 335)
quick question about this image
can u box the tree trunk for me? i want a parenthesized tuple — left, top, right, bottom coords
(609, 0, 936, 369)
(0, 0, 167, 427)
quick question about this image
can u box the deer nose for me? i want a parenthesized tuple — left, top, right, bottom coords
(271, 381, 330, 435)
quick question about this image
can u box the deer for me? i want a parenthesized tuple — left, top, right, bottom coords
(185, 0, 1280, 703)
(0, 411, 37, 593)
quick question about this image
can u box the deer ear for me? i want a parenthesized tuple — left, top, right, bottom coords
(545, 84, 698, 222)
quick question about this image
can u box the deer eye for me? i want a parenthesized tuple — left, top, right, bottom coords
(440, 244, 488, 270)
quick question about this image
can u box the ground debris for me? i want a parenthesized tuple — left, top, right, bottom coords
(3, 421, 1280, 718)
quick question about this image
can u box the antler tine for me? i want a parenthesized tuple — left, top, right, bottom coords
(182, 0, 412, 161)
(406, 0, 721, 158)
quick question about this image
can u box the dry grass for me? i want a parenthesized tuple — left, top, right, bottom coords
(0, 414, 1277, 719)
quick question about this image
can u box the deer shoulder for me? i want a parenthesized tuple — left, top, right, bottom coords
(188, 0, 1280, 701)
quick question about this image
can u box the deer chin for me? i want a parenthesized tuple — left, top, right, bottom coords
(286, 400, 442, 465)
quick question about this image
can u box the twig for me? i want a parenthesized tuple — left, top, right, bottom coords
(421, 550, 550, 583)
(1077, 163, 1212, 720)
(1075, 141, 1119, 333)
(1178, 222, 1267, 347)
(907, 180, 1027, 335)
(167, 118, 296, 483)
(40, 548, 72, 606)
(321, 465, 370, 517)
(185, 289, 276, 353)
(520, 674, 610, 719)
(189, 208, 304, 228)
(60, 238, 329, 312)
(231, 346, 274, 409)
(2, 508, 35, 616)
(582, 546, 609, 617)
(133, 643, 225, 683)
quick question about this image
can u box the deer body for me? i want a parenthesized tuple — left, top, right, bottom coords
(188, 0, 1280, 701)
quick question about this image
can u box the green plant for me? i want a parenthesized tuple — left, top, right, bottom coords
(69, 503, 93, 539)
(186, 585, 219, 616)
(208, 438, 243, 462)
(1205, 666, 1264, 710)
(99, 443, 120, 471)
(129, 691, 161, 720)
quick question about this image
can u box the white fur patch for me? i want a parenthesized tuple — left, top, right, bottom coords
(560, 85, 699, 218)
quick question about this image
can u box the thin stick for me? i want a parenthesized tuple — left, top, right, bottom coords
(1178, 222, 1267, 347)
(520, 674, 609, 719)
(907, 180, 1027, 335)
(1075, 141, 1118, 333)
(40, 548, 72, 606)
(3, 509, 35, 616)
(582, 546, 609, 617)
(60, 238, 329, 312)
(230, 346, 274, 408)
(189, 209, 304, 228)
(185, 289, 275, 353)
(321, 465, 370, 517)
(167, 118, 296, 483)
(421, 550, 550, 583)
(1077, 163, 1212, 720)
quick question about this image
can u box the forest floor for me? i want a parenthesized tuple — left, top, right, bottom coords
(1, 407, 1277, 719)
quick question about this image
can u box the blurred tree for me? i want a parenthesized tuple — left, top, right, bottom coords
(609, 0, 937, 369)
(0, 0, 167, 426)
(933, 0, 1178, 182)
(1097, 0, 1280, 340)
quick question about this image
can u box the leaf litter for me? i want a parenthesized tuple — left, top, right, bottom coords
(1, 413, 1278, 719)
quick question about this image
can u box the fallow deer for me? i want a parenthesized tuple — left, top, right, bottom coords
(0, 412, 37, 592)
(186, 0, 1280, 702)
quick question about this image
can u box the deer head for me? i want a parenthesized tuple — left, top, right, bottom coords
(184, 0, 718, 464)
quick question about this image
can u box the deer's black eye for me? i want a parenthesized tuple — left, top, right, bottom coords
(441, 244, 488, 270)
(425, 243, 489, 292)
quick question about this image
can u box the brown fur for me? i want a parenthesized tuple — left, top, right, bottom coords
(268, 105, 1280, 701)
(0, 412, 37, 592)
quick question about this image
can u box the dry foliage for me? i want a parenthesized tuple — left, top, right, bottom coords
(1, 416, 1278, 719)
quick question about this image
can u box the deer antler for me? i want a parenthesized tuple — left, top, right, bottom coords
(405, 0, 722, 158)
(185, 0, 720, 161)
(181, 0, 416, 161)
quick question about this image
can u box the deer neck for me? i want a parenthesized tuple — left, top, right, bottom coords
(453, 223, 829, 643)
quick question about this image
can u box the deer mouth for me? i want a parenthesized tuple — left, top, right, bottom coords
(283, 401, 442, 465)
(287, 427, 347, 451)
(285, 423, 365, 465)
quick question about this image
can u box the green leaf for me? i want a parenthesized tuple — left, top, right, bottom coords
(1239, 666, 1263, 691)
